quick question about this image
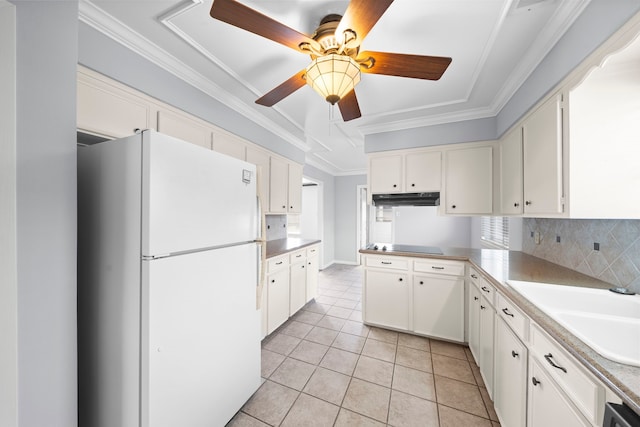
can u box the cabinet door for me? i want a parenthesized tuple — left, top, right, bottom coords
(494, 317, 528, 427)
(287, 162, 303, 213)
(289, 261, 307, 315)
(306, 253, 319, 302)
(269, 157, 288, 213)
(267, 269, 289, 334)
(246, 146, 270, 213)
(529, 358, 590, 427)
(479, 296, 495, 397)
(500, 127, 524, 215)
(77, 77, 151, 138)
(413, 274, 464, 342)
(157, 110, 212, 150)
(212, 131, 246, 160)
(364, 269, 410, 330)
(405, 151, 441, 192)
(523, 94, 563, 215)
(468, 284, 481, 362)
(370, 155, 403, 193)
(445, 146, 493, 214)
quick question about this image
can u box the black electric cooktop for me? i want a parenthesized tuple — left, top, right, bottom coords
(365, 243, 443, 255)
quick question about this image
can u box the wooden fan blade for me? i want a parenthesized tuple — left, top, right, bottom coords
(335, 0, 393, 46)
(358, 51, 452, 80)
(255, 70, 307, 107)
(210, 0, 317, 53)
(338, 90, 361, 122)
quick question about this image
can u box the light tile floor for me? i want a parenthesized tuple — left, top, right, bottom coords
(227, 264, 501, 427)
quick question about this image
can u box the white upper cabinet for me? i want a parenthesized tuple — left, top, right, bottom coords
(287, 162, 303, 214)
(212, 130, 247, 161)
(368, 150, 442, 196)
(500, 127, 524, 215)
(77, 69, 152, 139)
(157, 109, 212, 150)
(522, 93, 564, 216)
(369, 154, 404, 194)
(445, 145, 493, 215)
(405, 151, 441, 193)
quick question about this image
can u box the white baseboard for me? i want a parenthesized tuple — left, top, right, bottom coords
(332, 260, 361, 266)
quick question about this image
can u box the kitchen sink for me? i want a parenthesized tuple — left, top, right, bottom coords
(506, 280, 640, 367)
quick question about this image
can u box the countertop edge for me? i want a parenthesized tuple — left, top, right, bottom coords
(359, 248, 640, 415)
(266, 238, 321, 259)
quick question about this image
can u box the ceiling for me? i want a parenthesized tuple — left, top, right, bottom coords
(80, 0, 591, 175)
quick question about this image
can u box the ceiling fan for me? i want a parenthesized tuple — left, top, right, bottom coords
(210, 0, 452, 121)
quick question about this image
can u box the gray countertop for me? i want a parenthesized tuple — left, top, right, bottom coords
(266, 238, 321, 259)
(359, 247, 640, 415)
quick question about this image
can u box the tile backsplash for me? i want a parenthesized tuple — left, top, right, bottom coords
(522, 218, 640, 292)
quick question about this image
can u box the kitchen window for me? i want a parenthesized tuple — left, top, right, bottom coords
(481, 216, 509, 249)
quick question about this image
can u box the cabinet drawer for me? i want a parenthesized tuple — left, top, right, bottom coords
(267, 255, 289, 273)
(496, 293, 528, 341)
(530, 324, 603, 425)
(365, 256, 410, 271)
(475, 278, 496, 306)
(414, 259, 464, 276)
(289, 249, 306, 264)
(306, 245, 319, 257)
(468, 267, 482, 285)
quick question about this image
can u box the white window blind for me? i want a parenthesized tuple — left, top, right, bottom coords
(481, 217, 509, 249)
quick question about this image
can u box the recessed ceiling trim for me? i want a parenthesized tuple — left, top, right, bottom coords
(489, 0, 592, 114)
(359, 105, 497, 135)
(159, 0, 310, 136)
(79, 0, 310, 152)
(306, 154, 366, 176)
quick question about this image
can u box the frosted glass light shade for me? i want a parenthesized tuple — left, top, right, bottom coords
(305, 54, 361, 105)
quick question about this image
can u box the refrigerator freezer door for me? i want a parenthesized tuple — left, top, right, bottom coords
(141, 131, 257, 257)
(141, 243, 260, 427)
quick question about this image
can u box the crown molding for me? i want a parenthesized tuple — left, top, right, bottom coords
(78, 0, 311, 153)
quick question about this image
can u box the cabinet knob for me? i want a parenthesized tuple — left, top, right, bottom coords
(531, 377, 540, 386)
(290, 206, 293, 209)
(133, 128, 142, 134)
(525, 201, 532, 206)
(480, 305, 486, 310)
(271, 279, 275, 283)
(419, 281, 424, 285)
(393, 184, 397, 188)
(511, 350, 519, 358)
(411, 183, 415, 187)
(474, 296, 479, 301)
(451, 205, 456, 209)
(398, 278, 403, 282)
(514, 202, 520, 207)
(502, 308, 514, 317)
(302, 265, 305, 269)
(282, 205, 286, 209)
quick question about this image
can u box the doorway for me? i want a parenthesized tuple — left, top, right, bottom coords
(298, 177, 324, 268)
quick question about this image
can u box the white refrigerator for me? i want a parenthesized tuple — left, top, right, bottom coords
(78, 130, 261, 427)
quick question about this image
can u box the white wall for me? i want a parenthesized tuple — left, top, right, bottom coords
(300, 185, 320, 240)
(334, 175, 368, 264)
(0, 2, 17, 426)
(14, 1, 78, 426)
(303, 165, 335, 268)
(393, 206, 472, 249)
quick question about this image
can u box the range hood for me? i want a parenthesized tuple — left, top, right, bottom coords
(372, 192, 440, 207)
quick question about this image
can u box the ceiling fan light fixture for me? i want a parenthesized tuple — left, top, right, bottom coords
(305, 54, 361, 105)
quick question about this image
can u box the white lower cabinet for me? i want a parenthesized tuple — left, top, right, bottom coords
(364, 269, 410, 330)
(528, 358, 590, 427)
(306, 249, 319, 302)
(413, 273, 464, 342)
(363, 256, 465, 341)
(266, 267, 289, 335)
(494, 316, 528, 427)
(478, 294, 495, 397)
(468, 284, 480, 360)
(289, 251, 307, 316)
